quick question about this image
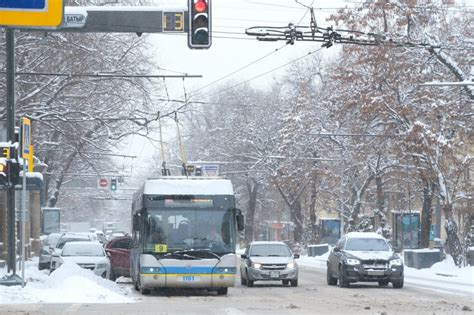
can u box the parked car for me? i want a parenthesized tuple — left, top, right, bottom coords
(38, 233, 63, 270)
(50, 233, 94, 271)
(326, 232, 404, 288)
(51, 241, 110, 278)
(106, 230, 127, 242)
(240, 241, 299, 287)
(105, 236, 132, 280)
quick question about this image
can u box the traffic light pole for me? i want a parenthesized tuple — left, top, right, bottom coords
(5, 28, 16, 275)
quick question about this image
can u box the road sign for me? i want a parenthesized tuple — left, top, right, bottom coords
(202, 164, 219, 176)
(62, 13, 87, 28)
(21, 117, 31, 159)
(98, 178, 108, 188)
(0, 0, 63, 27)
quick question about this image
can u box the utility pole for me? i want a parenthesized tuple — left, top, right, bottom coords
(5, 28, 16, 275)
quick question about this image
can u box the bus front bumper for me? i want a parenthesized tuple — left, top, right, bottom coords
(140, 272, 236, 289)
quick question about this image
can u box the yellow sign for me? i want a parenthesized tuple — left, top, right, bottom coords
(22, 117, 31, 160)
(2, 147, 9, 158)
(28, 145, 34, 173)
(0, 0, 63, 27)
(154, 244, 168, 253)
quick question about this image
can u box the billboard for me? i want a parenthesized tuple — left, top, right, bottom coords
(42, 207, 60, 234)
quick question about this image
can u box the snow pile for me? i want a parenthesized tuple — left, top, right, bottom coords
(297, 251, 330, 269)
(405, 255, 474, 286)
(0, 259, 135, 304)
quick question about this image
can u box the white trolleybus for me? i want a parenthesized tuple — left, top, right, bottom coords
(130, 176, 244, 295)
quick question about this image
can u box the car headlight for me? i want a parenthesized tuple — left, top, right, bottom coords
(287, 262, 295, 269)
(390, 259, 402, 267)
(345, 258, 360, 265)
(96, 263, 108, 269)
(252, 263, 262, 269)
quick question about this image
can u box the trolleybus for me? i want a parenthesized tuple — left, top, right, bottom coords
(130, 176, 244, 295)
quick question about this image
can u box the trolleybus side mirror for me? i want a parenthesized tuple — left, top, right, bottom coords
(235, 208, 244, 231)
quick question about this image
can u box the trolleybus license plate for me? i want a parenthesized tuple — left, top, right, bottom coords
(178, 275, 201, 282)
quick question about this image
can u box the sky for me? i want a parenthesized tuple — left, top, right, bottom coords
(118, 0, 353, 178)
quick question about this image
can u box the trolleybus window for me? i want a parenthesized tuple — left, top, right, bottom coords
(142, 196, 235, 257)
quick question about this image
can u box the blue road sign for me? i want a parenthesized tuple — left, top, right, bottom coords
(0, 0, 46, 10)
(0, 0, 63, 27)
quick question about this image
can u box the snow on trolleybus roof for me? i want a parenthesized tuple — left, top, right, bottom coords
(143, 176, 234, 195)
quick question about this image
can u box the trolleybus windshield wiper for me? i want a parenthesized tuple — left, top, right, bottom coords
(161, 251, 202, 260)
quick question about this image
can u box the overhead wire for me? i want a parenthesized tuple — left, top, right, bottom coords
(201, 46, 325, 99)
(187, 42, 289, 98)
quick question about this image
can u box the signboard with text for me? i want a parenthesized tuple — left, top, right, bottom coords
(42, 207, 60, 234)
(0, 0, 63, 27)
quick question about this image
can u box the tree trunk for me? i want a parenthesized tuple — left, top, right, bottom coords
(291, 200, 303, 243)
(374, 175, 391, 239)
(309, 181, 318, 243)
(420, 179, 435, 248)
(443, 203, 464, 266)
(244, 178, 258, 244)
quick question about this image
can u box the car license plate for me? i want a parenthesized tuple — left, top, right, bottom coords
(178, 275, 201, 282)
(367, 270, 385, 276)
(269, 271, 280, 278)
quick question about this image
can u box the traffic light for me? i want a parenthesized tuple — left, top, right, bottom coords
(110, 178, 117, 191)
(0, 159, 7, 186)
(188, 0, 211, 49)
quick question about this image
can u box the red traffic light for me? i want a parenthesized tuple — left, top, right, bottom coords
(194, 0, 207, 13)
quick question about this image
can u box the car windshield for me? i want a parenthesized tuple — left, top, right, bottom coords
(250, 244, 291, 257)
(46, 234, 62, 247)
(62, 244, 104, 257)
(345, 238, 390, 251)
(56, 238, 90, 249)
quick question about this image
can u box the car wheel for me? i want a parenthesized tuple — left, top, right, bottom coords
(109, 269, 116, 282)
(247, 280, 254, 287)
(290, 279, 298, 287)
(378, 280, 389, 287)
(338, 266, 349, 288)
(241, 275, 247, 286)
(282, 280, 290, 286)
(327, 268, 337, 285)
(216, 288, 228, 295)
(392, 277, 404, 289)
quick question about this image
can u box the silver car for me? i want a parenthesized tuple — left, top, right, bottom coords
(38, 233, 63, 270)
(240, 241, 299, 287)
(51, 241, 111, 278)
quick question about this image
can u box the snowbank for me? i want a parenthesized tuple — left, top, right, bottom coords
(0, 259, 135, 304)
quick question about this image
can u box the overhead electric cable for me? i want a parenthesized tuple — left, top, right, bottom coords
(206, 46, 324, 98)
(188, 43, 289, 98)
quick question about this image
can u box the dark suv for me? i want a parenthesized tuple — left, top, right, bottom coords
(327, 232, 403, 288)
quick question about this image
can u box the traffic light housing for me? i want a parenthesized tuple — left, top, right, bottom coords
(0, 159, 7, 186)
(188, 0, 211, 49)
(110, 178, 117, 191)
